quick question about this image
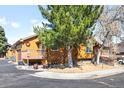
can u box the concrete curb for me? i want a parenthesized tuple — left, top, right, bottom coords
(14, 63, 124, 80)
(8, 61, 18, 65)
(31, 68, 124, 80)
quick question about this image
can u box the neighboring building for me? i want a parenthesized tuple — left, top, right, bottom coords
(115, 41, 124, 59)
(101, 47, 110, 58)
(6, 47, 15, 60)
(116, 42, 124, 54)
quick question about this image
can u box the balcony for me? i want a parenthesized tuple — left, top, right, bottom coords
(21, 49, 46, 60)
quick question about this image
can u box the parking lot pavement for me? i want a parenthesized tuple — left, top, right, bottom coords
(0, 59, 124, 88)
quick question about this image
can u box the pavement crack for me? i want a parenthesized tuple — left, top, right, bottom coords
(92, 80, 117, 88)
(97, 81, 116, 88)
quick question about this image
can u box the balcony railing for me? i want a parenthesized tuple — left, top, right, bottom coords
(21, 49, 46, 60)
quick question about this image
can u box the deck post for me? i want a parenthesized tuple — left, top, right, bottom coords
(27, 57, 29, 66)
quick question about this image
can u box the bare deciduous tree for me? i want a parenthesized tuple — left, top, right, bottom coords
(94, 5, 124, 65)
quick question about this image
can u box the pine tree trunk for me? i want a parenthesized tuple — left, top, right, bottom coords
(72, 47, 78, 67)
(68, 46, 73, 67)
(96, 49, 101, 65)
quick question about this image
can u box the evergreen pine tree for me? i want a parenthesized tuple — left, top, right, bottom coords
(35, 5, 103, 67)
(0, 26, 8, 57)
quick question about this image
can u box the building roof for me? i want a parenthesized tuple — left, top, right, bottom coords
(12, 34, 38, 47)
(21, 34, 37, 41)
(116, 41, 124, 54)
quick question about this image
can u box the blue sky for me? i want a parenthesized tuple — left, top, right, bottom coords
(0, 5, 48, 44)
(0, 5, 122, 45)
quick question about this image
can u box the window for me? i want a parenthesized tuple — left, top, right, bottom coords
(51, 47, 59, 51)
(86, 47, 91, 53)
(36, 42, 41, 49)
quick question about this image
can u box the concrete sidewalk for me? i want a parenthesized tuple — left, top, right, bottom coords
(31, 67, 124, 80)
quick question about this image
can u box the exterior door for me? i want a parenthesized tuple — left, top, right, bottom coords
(17, 50, 21, 61)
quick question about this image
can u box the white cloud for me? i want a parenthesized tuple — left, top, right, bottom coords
(0, 17, 21, 29)
(31, 19, 38, 24)
(11, 22, 20, 28)
(0, 16, 8, 26)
